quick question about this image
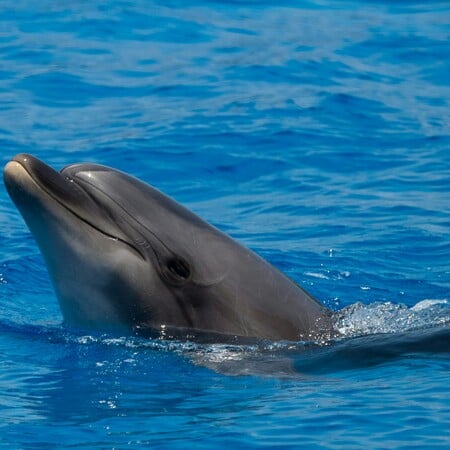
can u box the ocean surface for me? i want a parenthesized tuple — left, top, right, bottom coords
(1, 0, 449, 448)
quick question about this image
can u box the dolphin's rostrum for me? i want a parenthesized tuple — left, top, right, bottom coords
(4, 154, 335, 341)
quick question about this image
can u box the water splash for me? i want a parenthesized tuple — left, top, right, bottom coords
(334, 298, 450, 337)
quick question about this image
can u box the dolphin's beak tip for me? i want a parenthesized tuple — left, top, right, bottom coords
(4, 154, 29, 178)
(3, 160, 26, 192)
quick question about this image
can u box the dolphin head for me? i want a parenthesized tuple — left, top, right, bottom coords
(4, 154, 334, 341)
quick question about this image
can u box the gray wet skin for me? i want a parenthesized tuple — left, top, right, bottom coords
(4, 154, 335, 341)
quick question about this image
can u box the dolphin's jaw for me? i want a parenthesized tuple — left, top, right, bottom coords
(4, 155, 143, 259)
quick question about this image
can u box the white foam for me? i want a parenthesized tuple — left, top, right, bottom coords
(334, 299, 450, 337)
(411, 299, 448, 312)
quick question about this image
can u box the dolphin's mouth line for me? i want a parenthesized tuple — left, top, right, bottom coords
(12, 159, 145, 259)
(71, 174, 184, 276)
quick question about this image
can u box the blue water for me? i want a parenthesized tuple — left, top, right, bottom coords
(1, 0, 449, 448)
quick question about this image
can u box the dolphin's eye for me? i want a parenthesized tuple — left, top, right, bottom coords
(166, 258, 191, 282)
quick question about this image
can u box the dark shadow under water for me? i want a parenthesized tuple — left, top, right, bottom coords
(292, 326, 450, 374)
(187, 325, 450, 377)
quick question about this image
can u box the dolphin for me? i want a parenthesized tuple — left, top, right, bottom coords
(4, 154, 335, 342)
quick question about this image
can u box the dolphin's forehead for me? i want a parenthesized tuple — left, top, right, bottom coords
(63, 162, 161, 201)
(65, 163, 211, 232)
(63, 162, 240, 283)
(61, 162, 117, 179)
(63, 163, 164, 223)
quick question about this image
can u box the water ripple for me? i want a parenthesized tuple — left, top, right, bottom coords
(0, 0, 449, 448)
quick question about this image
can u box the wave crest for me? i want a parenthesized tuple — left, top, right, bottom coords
(334, 299, 450, 337)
